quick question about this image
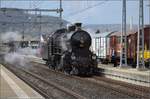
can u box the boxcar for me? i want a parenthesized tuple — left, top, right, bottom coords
(109, 25, 150, 67)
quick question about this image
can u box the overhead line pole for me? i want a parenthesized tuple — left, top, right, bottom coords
(120, 0, 127, 67)
(137, 0, 145, 69)
(59, 0, 63, 28)
(22, 23, 25, 41)
(0, 0, 1, 8)
(149, 0, 150, 64)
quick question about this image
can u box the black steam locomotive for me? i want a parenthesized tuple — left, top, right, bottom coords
(40, 23, 97, 75)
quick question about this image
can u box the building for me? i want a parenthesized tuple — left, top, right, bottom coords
(91, 31, 116, 60)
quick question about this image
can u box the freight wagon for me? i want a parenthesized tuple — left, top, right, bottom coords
(109, 25, 150, 67)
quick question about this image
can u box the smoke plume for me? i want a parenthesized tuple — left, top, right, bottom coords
(1, 31, 39, 66)
(4, 52, 29, 66)
(0, 31, 22, 42)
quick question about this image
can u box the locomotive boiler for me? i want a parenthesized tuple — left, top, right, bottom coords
(40, 23, 97, 75)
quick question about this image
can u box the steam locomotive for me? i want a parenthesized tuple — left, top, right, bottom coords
(40, 23, 97, 75)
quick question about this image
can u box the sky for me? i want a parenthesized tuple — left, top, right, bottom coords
(0, 0, 150, 25)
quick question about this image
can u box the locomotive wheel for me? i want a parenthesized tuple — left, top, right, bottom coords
(48, 64, 55, 70)
(60, 51, 72, 75)
(64, 67, 72, 75)
(46, 61, 49, 65)
(70, 67, 79, 75)
(88, 68, 93, 75)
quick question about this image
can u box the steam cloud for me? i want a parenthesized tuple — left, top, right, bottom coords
(1, 31, 39, 66)
(4, 53, 29, 66)
(0, 31, 22, 42)
(4, 48, 39, 66)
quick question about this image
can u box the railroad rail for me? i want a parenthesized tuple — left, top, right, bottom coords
(84, 76, 150, 99)
(1, 53, 149, 99)
(93, 76, 150, 93)
(3, 63, 85, 99)
(2, 61, 135, 99)
(31, 62, 149, 99)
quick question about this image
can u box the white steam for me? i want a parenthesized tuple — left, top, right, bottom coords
(4, 53, 29, 66)
(1, 31, 40, 66)
(4, 48, 39, 66)
(0, 31, 22, 42)
(17, 47, 38, 56)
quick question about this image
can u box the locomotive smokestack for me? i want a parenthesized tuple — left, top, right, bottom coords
(75, 23, 82, 30)
(68, 25, 76, 32)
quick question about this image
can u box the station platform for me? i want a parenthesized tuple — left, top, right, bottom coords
(98, 64, 150, 87)
(0, 64, 44, 99)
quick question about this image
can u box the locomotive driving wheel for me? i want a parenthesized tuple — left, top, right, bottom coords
(70, 66, 79, 75)
(60, 51, 72, 75)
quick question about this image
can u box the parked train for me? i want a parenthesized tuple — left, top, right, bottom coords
(92, 25, 150, 68)
(109, 26, 150, 67)
(40, 23, 97, 75)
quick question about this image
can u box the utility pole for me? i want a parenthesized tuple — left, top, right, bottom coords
(137, 0, 145, 69)
(39, 11, 42, 34)
(120, 0, 127, 67)
(22, 23, 25, 41)
(0, 0, 1, 8)
(59, 0, 63, 28)
(149, 0, 150, 24)
(38, 11, 42, 40)
(147, 0, 150, 66)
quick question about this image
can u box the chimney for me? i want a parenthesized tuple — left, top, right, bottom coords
(75, 23, 82, 30)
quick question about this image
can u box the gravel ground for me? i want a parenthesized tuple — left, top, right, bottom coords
(0, 53, 147, 99)
(21, 62, 141, 99)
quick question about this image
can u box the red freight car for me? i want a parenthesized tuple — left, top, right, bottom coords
(109, 25, 150, 68)
(108, 32, 122, 64)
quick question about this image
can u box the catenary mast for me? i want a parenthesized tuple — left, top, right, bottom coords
(120, 0, 127, 67)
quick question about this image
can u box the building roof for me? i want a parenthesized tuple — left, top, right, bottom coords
(92, 31, 116, 38)
(109, 30, 137, 37)
(109, 25, 150, 37)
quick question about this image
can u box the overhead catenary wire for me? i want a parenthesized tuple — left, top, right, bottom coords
(66, 0, 109, 18)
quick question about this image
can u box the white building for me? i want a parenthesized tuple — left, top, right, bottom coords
(91, 31, 116, 59)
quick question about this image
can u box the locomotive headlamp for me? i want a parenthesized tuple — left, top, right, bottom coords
(71, 54, 76, 60)
(92, 54, 96, 60)
(80, 37, 84, 43)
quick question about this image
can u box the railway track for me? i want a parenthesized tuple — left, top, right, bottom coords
(93, 76, 150, 94)
(83, 76, 150, 99)
(30, 62, 149, 99)
(2, 57, 149, 99)
(3, 63, 85, 99)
